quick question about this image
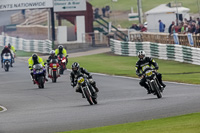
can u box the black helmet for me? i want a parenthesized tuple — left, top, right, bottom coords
(8, 43, 11, 48)
(72, 62, 79, 73)
(58, 45, 63, 51)
(32, 54, 38, 61)
(138, 50, 146, 61)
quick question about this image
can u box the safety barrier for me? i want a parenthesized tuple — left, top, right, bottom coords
(0, 35, 52, 54)
(110, 39, 200, 65)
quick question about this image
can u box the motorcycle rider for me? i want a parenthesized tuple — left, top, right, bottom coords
(55, 45, 67, 58)
(8, 43, 15, 65)
(46, 50, 58, 77)
(1, 46, 12, 68)
(28, 53, 48, 83)
(70, 62, 99, 97)
(135, 50, 166, 94)
(47, 50, 57, 64)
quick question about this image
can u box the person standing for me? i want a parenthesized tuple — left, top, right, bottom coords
(158, 20, 165, 32)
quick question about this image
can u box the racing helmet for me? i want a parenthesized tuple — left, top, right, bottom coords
(138, 50, 146, 60)
(72, 62, 79, 73)
(50, 50, 55, 56)
(58, 45, 63, 51)
(32, 53, 38, 61)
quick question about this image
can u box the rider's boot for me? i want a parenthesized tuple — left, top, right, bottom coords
(91, 82, 99, 92)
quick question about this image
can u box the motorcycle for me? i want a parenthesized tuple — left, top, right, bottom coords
(57, 54, 68, 75)
(77, 75, 97, 105)
(143, 67, 163, 98)
(48, 59, 60, 83)
(2, 53, 12, 72)
(32, 64, 46, 88)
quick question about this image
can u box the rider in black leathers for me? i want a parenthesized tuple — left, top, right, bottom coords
(1, 46, 12, 68)
(135, 50, 166, 94)
(70, 62, 99, 96)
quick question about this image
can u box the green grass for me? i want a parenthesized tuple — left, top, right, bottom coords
(68, 53, 200, 84)
(0, 107, 2, 111)
(15, 50, 34, 57)
(60, 112, 200, 133)
(88, 0, 199, 13)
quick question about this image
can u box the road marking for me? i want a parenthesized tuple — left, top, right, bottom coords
(0, 105, 7, 112)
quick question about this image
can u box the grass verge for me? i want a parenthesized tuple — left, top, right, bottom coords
(68, 53, 200, 84)
(0, 107, 2, 111)
(60, 112, 200, 133)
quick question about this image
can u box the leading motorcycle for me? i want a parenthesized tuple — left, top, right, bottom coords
(77, 75, 97, 105)
(32, 64, 46, 88)
(143, 67, 163, 98)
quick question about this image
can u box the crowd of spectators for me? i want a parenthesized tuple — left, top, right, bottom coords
(168, 17, 200, 35)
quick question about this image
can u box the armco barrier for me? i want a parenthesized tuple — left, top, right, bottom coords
(110, 39, 200, 65)
(0, 35, 52, 54)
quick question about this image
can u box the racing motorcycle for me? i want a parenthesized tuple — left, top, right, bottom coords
(32, 64, 46, 88)
(48, 59, 60, 83)
(2, 53, 12, 72)
(57, 54, 68, 74)
(77, 75, 97, 105)
(143, 67, 163, 98)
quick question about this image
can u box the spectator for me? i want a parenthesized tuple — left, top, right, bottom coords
(130, 24, 140, 31)
(195, 24, 200, 34)
(102, 7, 106, 17)
(196, 18, 200, 25)
(158, 20, 165, 32)
(140, 24, 147, 32)
(94, 8, 99, 19)
(190, 22, 196, 33)
(168, 21, 175, 35)
(21, 9, 25, 19)
(105, 5, 110, 18)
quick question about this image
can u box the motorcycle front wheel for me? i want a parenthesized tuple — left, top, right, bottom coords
(83, 87, 93, 105)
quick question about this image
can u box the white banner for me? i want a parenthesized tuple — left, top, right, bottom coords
(0, 0, 53, 11)
(54, 0, 86, 12)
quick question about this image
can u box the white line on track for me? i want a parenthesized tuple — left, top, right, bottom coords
(0, 105, 7, 112)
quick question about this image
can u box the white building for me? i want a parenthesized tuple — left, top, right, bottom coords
(145, 3, 190, 33)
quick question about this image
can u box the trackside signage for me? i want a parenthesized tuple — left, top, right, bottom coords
(54, 0, 86, 12)
(0, 0, 53, 11)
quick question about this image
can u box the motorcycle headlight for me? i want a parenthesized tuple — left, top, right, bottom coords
(62, 59, 66, 63)
(40, 69, 43, 73)
(36, 70, 40, 73)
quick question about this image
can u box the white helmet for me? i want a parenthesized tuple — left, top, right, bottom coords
(138, 50, 146, 60)
(50, 50, 55, 55)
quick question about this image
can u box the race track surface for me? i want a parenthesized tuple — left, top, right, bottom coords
(0, 60, 200, 133)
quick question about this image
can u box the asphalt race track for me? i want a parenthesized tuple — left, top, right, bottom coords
(0, 60, 200, 133)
